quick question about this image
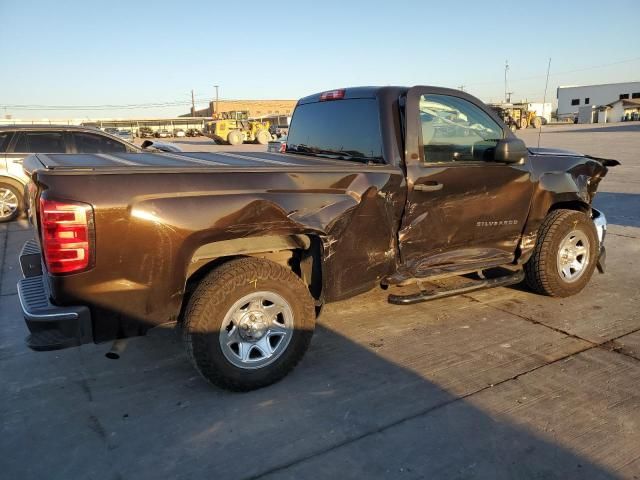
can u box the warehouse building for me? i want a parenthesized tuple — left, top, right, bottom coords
(557, 81, 640, 120)
(186, 100, 297, 119)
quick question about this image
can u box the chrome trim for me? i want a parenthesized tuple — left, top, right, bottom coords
(592, 208, 607, 246)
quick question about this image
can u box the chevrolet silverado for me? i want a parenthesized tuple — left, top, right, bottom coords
(17, 86, 617, 391)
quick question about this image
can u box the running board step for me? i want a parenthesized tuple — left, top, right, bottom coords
(388, 270, 525, 305)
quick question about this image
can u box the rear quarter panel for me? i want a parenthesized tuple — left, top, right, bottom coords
(36, 167, 405, 341)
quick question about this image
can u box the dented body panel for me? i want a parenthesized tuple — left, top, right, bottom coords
(19, 86, 614, 346)
(26, 152, 405, 341)
(517, 147, 611, 262)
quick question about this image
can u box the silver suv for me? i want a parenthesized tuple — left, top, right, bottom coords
(0, 125, 177, 222)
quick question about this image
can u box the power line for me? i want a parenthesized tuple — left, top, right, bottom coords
(0, 97, 292, 111)
(465, 56, 640, 87)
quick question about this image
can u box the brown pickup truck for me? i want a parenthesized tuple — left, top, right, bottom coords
(18, 86, 617, 391)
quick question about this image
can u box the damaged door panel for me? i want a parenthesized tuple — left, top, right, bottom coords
(394, 88, 534, 282)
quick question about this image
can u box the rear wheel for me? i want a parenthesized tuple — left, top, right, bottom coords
(524, 209, 598, 297)
(256, 129, 270, 145)
(183, 258, 316, 391)
(519, 118, 528, 129)
(227, 130, 243, 146)
(0, 183, 22, 223)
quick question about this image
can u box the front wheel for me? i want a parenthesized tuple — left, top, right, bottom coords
(182, 258, 316, 391)
(524, 209, 599, 297)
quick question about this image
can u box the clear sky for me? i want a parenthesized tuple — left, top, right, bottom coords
(1, 0, 639, 119)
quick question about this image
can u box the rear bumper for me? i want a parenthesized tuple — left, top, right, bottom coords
(18, 240, 93, 351)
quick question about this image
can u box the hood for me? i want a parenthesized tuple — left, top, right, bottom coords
(528, 146, 621, 167)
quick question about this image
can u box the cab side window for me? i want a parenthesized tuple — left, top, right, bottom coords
(13, 132, 66, 153)
(74, 133, 127, 153)
(419, 94, 503, 163)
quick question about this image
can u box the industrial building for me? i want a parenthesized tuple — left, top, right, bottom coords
(577, 98, 640, 124)
(185, 100, 297, 119)
(557, 81, 640, 120)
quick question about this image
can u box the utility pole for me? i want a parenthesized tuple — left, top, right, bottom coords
(504, 60, 509, 103)
(191, 89, 195, 116)
(214, 85, 219, 116)
(458, 85, 465, 92)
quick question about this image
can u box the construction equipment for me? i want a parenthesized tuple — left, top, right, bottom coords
(488, 103, 543, 131)
(203, 111, 272, 146)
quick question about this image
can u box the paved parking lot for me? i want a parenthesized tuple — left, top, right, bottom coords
(1, 123, 639, 479)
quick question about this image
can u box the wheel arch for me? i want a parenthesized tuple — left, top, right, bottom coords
(548, 199, 591, 214)
(181, 234, 324, 322)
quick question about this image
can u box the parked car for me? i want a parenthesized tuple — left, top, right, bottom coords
(0, 125, 182, 222)
(155, 129, 171, 138)
(267, 135, 286, 153)
(114, 129, 134, 143)
(185, 128, 201, 137)
(16, 86, 617, 392)
(139, 127, 154, 138)
(174, 129, 186, 138)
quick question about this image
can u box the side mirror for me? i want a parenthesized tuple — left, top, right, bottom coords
(140, 140, 183, 153)
(494, 137, 527, 164)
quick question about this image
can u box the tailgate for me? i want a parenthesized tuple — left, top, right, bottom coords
(22, 155, 44, 247)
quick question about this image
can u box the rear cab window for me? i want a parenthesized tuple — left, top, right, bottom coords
(286, 97, 384, 164)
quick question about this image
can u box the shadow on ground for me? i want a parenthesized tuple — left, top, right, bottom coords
(1, 305, 620, 479)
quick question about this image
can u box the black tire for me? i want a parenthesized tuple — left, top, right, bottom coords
(524, 209, 598, 297)
(519, 118, 528, 129)
(256, 129, 270, 145)
(532, 116, 542, 129)
(0, 182, 23, 223)
(227, 130, 243, 146)
(182, 257, 316, 391)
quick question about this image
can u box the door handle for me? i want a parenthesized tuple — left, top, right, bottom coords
(414, 182, 443, 192)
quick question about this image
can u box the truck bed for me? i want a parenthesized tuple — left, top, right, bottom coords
(27, 151, 380, 173)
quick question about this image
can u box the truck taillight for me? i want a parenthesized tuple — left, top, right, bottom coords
(39, 198, 94, 275)
(319, 89, 345, 101)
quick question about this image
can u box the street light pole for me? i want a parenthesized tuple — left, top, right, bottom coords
(504, 60, 509, 103)
(214, 85, 219, 116)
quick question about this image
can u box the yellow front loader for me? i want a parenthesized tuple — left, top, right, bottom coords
(203, 111, 271, 146)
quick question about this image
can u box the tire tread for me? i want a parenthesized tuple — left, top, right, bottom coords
(182, 257, 315, 391)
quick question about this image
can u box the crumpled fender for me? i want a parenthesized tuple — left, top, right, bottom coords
(518, 152, 617, 262)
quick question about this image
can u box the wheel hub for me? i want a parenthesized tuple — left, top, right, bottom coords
(0, 187, 18, 219)
(560, 247, 577, 265)
(556, 229, 590, 283)
(238, 312, 269, 341)
(219, 291, 294, 370)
